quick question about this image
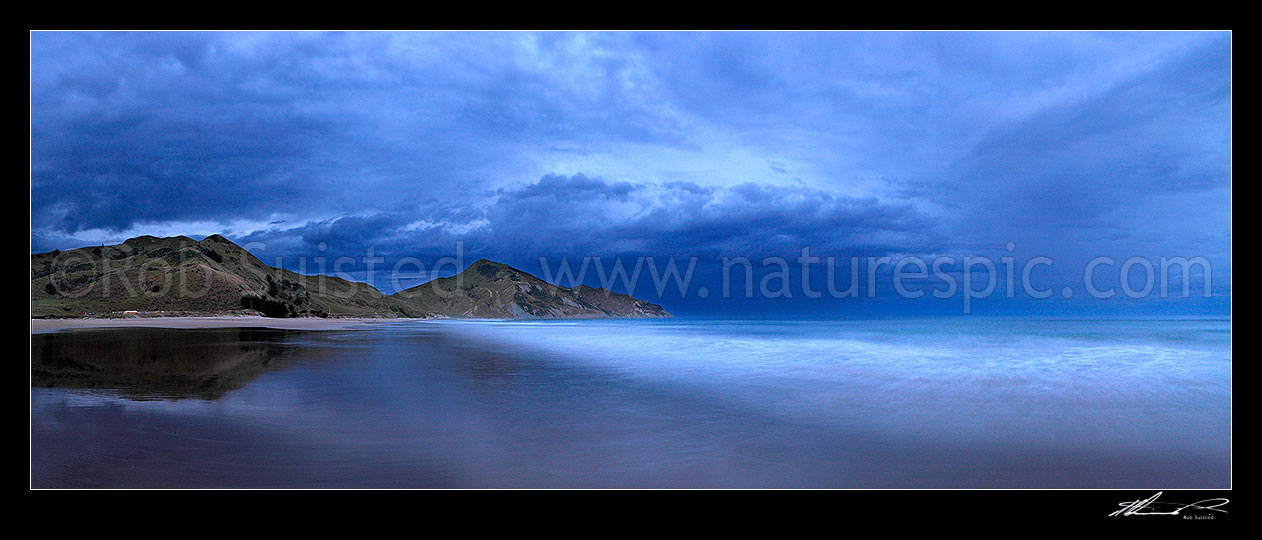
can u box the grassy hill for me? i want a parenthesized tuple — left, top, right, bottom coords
(394, 259, 670, 319)
(32, 235, 428, 318)
(31, 235, 670, 319)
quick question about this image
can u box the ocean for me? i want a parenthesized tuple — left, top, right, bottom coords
(30, 317, 1231, 488)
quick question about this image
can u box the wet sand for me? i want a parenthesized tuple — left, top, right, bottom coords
(30, 316, 398, 334)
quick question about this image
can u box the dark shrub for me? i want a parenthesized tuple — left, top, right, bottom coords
(240, 295, 292, 318)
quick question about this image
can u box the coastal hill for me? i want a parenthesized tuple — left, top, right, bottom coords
(31, 235, 428, 318)
(31, 235, 671, 320)
(394, 259, 670, 319)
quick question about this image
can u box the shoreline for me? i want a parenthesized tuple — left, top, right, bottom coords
(30, 316, 401, 334)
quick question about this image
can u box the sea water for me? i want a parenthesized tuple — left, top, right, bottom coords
(30, 318, 1231, 488)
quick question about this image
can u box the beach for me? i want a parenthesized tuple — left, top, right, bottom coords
(30, 317, 1231, 488)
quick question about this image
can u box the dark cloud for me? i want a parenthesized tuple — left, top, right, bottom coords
(233, 173, 941, 270)
(30, 32, 707, 239)
(500, 173, 639, 201)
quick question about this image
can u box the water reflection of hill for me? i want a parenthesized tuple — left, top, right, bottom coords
(31, 328, 303, 400)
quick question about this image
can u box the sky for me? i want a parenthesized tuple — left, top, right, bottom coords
(30, 31, 1231, 316)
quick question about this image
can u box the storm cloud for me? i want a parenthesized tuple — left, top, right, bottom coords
(30, 31, 1231, 309)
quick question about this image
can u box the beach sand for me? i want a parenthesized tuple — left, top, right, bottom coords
(30, 316, 396, 334)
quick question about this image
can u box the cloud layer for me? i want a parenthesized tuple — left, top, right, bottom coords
(31, 31, 1231, 306)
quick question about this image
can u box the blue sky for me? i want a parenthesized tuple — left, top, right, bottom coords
(30, 31, 1231, 315)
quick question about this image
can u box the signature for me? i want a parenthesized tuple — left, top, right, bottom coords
(1110, 492, 1229, 517)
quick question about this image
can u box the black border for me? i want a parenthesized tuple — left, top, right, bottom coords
(24, 16, 1234, 530)
(24, 489, 1236, 529)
